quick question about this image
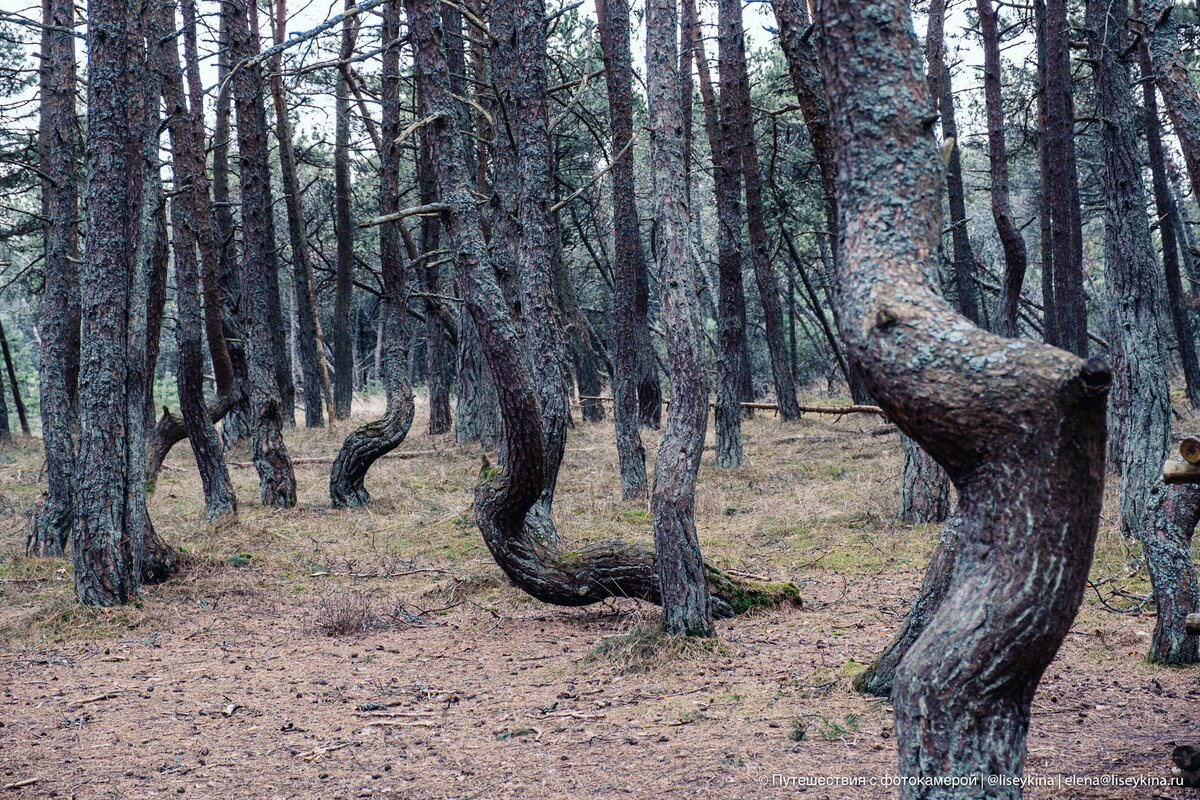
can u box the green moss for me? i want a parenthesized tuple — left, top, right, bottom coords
(705, 564, 802, 614)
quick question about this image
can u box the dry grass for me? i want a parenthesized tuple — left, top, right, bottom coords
(0, 391, 1195, 799)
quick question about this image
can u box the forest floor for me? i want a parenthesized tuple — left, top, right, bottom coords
(0, 395, 1198, 800)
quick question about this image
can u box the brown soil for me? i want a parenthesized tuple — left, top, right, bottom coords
(0, 398, 1197, 799)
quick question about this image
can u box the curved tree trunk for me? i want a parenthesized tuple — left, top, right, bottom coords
(855, 512, 961, 697)
(160, 0, 237, 523)
(228, 0, 296, 507)
(596, 0, 648, 499)
(28, 0, 79, 556)
(815, 2, 1111, 794)
(407, 0, 799, 620)
(330, 0, 415, 509)
(898, 434, 950, 524)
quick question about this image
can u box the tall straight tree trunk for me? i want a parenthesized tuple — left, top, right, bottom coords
(28, 0, 79, 555)
(815, 1, 1110, 794)
(213, 6, 252, 447)
(332, 0, 357, 420)
(330, 0, 415, 508)
(180, 0, 235, 399)
(0, 360, 7, 442)
(1087, 0, 1172, 553)
(729, 3, 800, 420)
(1035, 0, 1057, 347)
(228, 0, 296, 507)
(271, 0, 334, 428)
(160, 0, 237, 523)
(925, 0, 981, 323)
(407, 0, 797, 620)
(417, 114, 451, 437)
(977, 0, 1028, 337)
(1044, 0, 1088, 356)
(73, 0, 157, 604)
(771, 0, 872, 405)
(648, 0, 715, 636)
(596, 0, 648, 499)
(695, 4, 746, 467)
(1137, 4, 1200, 408)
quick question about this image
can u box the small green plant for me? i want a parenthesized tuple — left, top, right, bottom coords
(788, 718, 807, 742)
(228, 552, 253, 568)
(817, 713, 861, 741)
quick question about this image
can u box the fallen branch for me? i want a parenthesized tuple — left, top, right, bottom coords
(2, 778, 38, 790)
(228, 449, 440, 469)
(576, 396, 885, 416)
(300, 742, 351, 762)
(76, 691, 120, 705)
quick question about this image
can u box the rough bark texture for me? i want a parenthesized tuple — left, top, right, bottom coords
(1144, 481, 1200, 665)
(0, 319, 28, 437)
(455, 308, 501, 448)
(898, 434, 950, 524)
(73, 0, 155, 604)
(332, 0, 357, 420)
(271, 0, 332, 428)
(925, 0, 981, 324)
(977, 0, 1028, 337)
(1035, 0, 1057, 347)
(214, 5, 252, 447)
(730, 2, 799, 420)
(1087, 0, 1172, 553)
(28, 0, 79, 556)
(1044, 0, 1088, 356)
(408, 0, 797, 621)
(595, 0, 647, 499)
(647, 0, 716, 636)
(228, 0, 297, 507)
(416, 115, 452, 437)
(160, 0, 237, 523)
(816, 1, 1111, 794)
(855, 513, 961, 697)
(330, 0, 414, 508)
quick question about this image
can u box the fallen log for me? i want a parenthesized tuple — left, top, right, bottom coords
(227, 449, 440, 469)
(576, 396, 885, 416)
(1187, 614, 1200, 635)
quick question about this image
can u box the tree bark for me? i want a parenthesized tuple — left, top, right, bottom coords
(73, 0, 158, 604)
(213, 6, 252, 447)
(855, 513, 961, 697)
(1145, 481, 1200, 665)
(332, 0, 357, 420)
(595, 0, 648, 498)
(815, 2, 1111, 794)
(417, 95, 452, 436)
(647, 0, 716, 636)
(1043, 0, 1088, 356)
(1087, 0, 1172, 554)
(271, 0, 334, 428)
(926, 0, 981, 324)
(729, 1, 800, 420)
(977, 0, 1028, 337)
(330, 0, 415, 508)
(407, 0, 798, 621)
(228, 0, 297, 507)
(899, 434, 950, 524)
(0, 319, 29, 437)
(28, 0, 79, 555)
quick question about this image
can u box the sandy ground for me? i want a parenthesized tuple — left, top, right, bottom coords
(0, 398, 1197, 799)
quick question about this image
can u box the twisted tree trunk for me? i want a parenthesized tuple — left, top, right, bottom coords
(407, 0, 798, 621)
(329, 0, 414, 509)
(816, 2, 1110, 794)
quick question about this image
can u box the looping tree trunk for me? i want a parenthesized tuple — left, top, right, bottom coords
(407, 0, 799, 622)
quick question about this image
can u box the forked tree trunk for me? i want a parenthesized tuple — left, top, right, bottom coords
(329, 0, 415, 509)
(407, 0, 799, 620)
(160, 0, 237, 522)
(1145, 481, 1200, 665)
(898, 435, 950, 524)
(855, 513, 961, 697)
(596, 0, 648, 499)
(28, 0, 79, 556)
(815, 1, 1110, 793)
(228, 0, 296, 507)
(977, 0, 1028, 337)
